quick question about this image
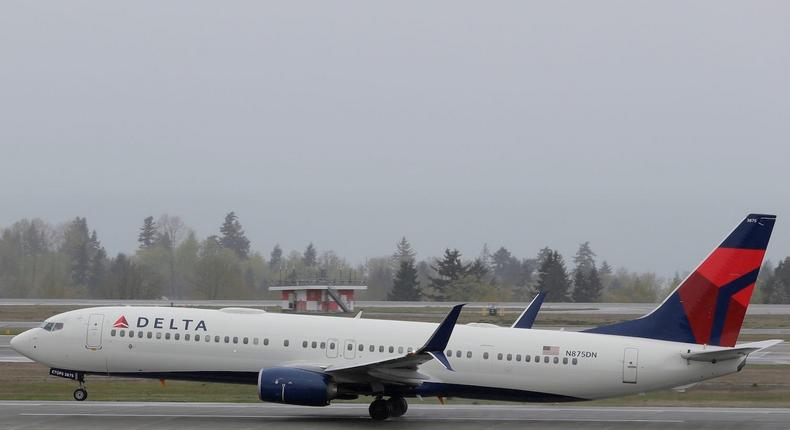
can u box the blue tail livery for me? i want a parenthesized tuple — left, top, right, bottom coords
(584, 214, 776, 347)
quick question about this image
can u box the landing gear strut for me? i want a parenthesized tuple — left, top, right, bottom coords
(368, 396, 407, 420)
(73, 376, 87, 401)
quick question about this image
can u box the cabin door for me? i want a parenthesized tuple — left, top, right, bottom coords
(86, 313, 104, 350)
(623, 348, 639, 384)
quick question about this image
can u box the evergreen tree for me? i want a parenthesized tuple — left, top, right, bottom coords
(303, 242, 317, 267)
(87, 230, 107, 297)
(535, 250, 572, 302)
(389, 259, 421, 300)
(467, 258, 490, 281)
(61, 217, 91, 287)
(428, 249, 468, 301)
(138, 216, 157, 249)
(573, 242, 596, 274)
(572, 265, 602, 302)
(269, 244, 283, 269)
(599, 261, 613, 276)
(392, 236, 416, 264)
(218, 212, 250, 260)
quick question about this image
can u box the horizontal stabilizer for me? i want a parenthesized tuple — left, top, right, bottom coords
(681, 340, 782, 363)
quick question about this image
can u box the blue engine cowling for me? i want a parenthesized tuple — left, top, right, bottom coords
(258, 367, 338, 407)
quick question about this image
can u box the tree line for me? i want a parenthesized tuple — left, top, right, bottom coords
(1, 214, 788, 303)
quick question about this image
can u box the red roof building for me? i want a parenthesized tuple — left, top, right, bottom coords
(269, 284, 367, 313)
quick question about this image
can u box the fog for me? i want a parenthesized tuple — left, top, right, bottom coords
(1, 1, 789, 275)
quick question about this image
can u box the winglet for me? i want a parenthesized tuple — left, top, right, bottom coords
(511, 292, 547, 329)
(417, 304, 465, 371)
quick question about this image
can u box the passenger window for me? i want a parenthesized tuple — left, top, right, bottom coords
(347, 343, 353, 351)
(379, 346, 384, 353)
(483, 352, 489, 360)
(507, 354, 512, 361)
(204, 335, 210, 342)
(358, 344, 364, 351)
(302, 341, 308, 348)
(243, 337, 249, 345)
(319, 341, 325, 349)
(147, 332, 153, 339)
(467, 351, 472, 358)
(446, 349, 452, 356)
(563, 357, 568, 365)
(398, 346, 404, 354)
(329, 342, 334, 350)
(233, 337, 238, 344)
(120, 330, 125, 338)
(408, 347, 414, 353)
(137, 331, 143, 339)
(497, 353, 503, 360)
(165, 333, 171, 340)
(544, 356, 550, 363)
(253, 338, 259, 345)
(264, 338, 269, 346)
(214, 336, 220, 343)
(369, 345, 375, 352)
(185, 334, 191, 341)
(516, 354, 522, 362)
(553, 357, 559, 364)
(284, 340, 290, 347)
(312, 341, 317, 348)
(389, 346, 394, 353)
(456, 350, 461, 358)
(174, 333, 180, 340)
(224, 336, 229, 343)
(535, 355, 540, 363)
(156, 332, 162, 340)
(111, 329, 116, 337)
(525, 355, 531, 362)
(572, 358, 578, 365)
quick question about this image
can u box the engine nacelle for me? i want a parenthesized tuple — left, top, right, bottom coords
(258, 367, 338, 407)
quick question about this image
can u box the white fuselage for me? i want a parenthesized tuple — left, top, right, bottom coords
(13, 306, 743, 401)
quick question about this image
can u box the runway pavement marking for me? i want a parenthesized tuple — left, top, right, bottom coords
(18, 413, 684, 423)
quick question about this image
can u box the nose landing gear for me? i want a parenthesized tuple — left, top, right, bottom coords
(368, 396, 407, 420)
(73, 375, 87, 401)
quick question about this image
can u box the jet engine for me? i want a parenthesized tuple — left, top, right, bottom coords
(258, 367, 338, 406)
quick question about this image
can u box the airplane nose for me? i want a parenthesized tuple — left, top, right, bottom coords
(10, 331, 30, 355)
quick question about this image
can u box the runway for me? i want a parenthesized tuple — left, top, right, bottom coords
(1, 401, 788, 429)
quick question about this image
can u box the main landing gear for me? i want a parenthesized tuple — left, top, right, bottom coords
(368, 396, 408, 420)
(73, 377, 87, 401)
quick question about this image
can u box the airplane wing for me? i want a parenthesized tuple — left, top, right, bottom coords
(323, 304, 465, 386)
(511, 292, 547, 329)
(680, 339, 783, 362)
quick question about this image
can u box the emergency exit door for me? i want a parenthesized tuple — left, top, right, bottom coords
(623, 348, 639, 383)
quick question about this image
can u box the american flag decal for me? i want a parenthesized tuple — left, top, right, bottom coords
(542, 345, 559, 356)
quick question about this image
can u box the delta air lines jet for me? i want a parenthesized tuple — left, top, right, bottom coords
(11, 214, 781, 420)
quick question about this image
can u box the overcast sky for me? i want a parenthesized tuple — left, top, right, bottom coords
(1, 1, 789, 276)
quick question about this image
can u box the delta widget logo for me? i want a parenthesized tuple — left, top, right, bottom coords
(113, 316, 129, 329)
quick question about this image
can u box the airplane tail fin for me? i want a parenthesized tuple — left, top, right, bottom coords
(585, 214, 776, 347)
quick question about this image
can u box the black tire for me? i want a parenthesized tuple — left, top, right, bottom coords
(387, 396, 408, 417)
(73, 388, 87, 401)
(369, 398, 389, 421)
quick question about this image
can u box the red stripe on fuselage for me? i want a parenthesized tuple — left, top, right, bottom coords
(696, 248, 765, 287)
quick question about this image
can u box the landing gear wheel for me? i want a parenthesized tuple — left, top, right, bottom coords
(387, 396, 408, 417)
(73, 388, 87, 401)
(369, 397, 389, 420)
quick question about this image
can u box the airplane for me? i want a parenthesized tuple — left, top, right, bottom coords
(511, 291, 547, 329)
(10, 213, 781, 420)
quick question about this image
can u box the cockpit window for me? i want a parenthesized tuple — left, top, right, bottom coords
(40, 322, 64, 332)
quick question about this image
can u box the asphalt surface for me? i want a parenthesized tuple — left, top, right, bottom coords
(1, 401, 788, 429)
